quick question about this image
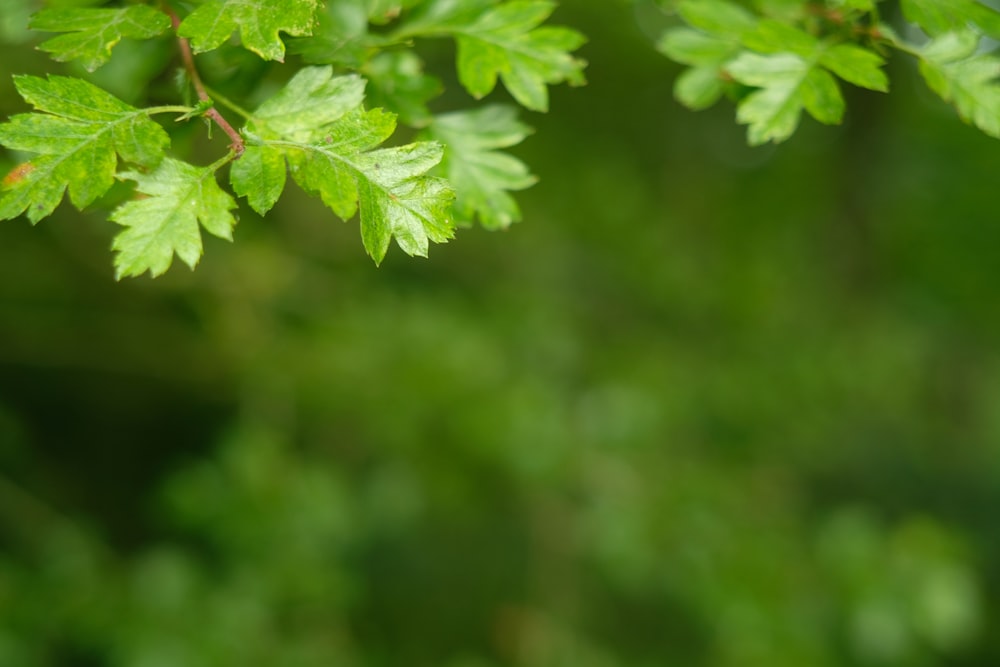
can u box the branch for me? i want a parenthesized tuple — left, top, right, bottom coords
(165, 5, 245, 156)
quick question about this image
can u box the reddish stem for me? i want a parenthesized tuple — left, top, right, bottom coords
(166, 5, 244, 157)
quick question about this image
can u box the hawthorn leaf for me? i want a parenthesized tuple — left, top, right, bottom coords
(247, 68, 365, 141)
(112, 158, 237, 279)
(178, 0, 320, 61)
(727, 52, 844, 144)
(901, 0, 1000, 40)
(742, 18, 817, 55)
(659, 28, 742, 66)
(231, 66, 454, 263)
(364, 52, 442, 126)
(677, 0, 757, 39)
(828, 0, 876, 10)
(30, 6, 171, 72)
(819, 44, 889, 92)
(918, 32, 1000, 138)
(0, 75, 169, 222)
(424, 105, 536, 229)
(290, 0, 385, 67)
(401, 0, 586, 111)
(229, 143, 286, 215)
(658, 28, 742, 109)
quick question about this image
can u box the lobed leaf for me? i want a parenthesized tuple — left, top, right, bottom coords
(30, 6, 171, 72)
(0, 75, 168, 222)
(178, 0, 321, 61)
(400, 0, 586, 112)
(364, 52, 442, 126)
(289, 0, 393, 67)
(658, 28, 742, 109)
(901, 0, 1000, 40)
(231, 66, 454, 264)
(917, 31, 1000, 138)
(677, 0, 756, 38)
(424, 105, 536, 229)
(727, 52, 844, 144)
(112, 158, 237, 279)
(819, 44, 889, 92)
(249, 68, 366, 141)
(660, 3, 889, 143)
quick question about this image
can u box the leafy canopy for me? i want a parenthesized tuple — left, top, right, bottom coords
(658, 0, 1000, 145)
(5, 0, 1000, 278)
(0, 0, 584, 278)
(232, 67, 454, 263)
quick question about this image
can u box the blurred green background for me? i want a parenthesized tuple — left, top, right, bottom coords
(2, 2, 1000, 665)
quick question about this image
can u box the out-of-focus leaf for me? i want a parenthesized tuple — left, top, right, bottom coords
(30, 6, 171, 71)
(400, 0, 586, 111)
(424, 105, 536, 229)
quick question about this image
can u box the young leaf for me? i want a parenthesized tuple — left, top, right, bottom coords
(424, 105, 536, 229)
(111, 158, 237, 279)
(400, 0, 586, 111)
(726, 52, 844, 145)
(917, 31, 1000, 138)
(29, 6, 171, 72)
(231, 66, 454, 264)
(178, 0, 321, 61)
(0, 75, 169, 222)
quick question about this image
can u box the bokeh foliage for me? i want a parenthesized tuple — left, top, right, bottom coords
(2, 1, 1000, 666)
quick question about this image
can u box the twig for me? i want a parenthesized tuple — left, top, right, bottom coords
(165, 4, 245, 156)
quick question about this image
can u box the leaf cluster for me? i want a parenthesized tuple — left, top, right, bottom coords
(658, 0, 1000, 144)
(0, 0, 586, 278)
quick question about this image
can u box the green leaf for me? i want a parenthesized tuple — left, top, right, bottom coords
(828, 0, 876, 11)
(658, 28, 742, 109)
(727, 52, 845, 144)
(178, 0, 321, 61)
(364, 52, 442, 126)
(901, 0, 1000, 40)
(918, 31, 1000, 138)
(742, 18, 818, 55)
(231, 66, 454, 263)
(658, 28, 741, 66)
(290, 0, 382, 67)
(30, 6, 171, 72)
(401, 0, 586, 112)
(752, 0, 810, 21)
(424, 105, 536, 229)
(244, 67, 366, 141)
(678, 0, 757, 39)
(111, 158, 237, 279)
(0, 75, 169, 222)
(819, 44, 889, 92)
